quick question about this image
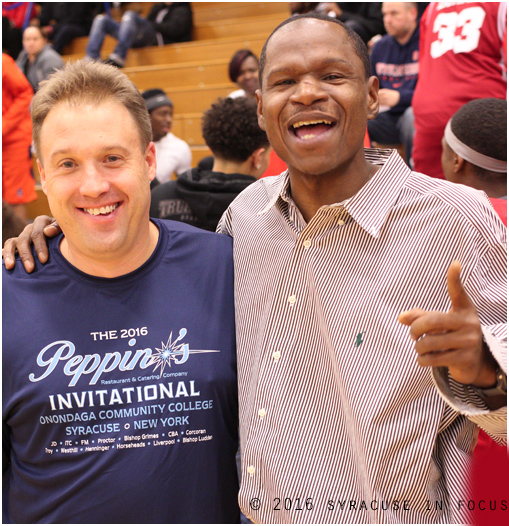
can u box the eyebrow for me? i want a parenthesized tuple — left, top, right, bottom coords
(49, 144, 130, 161)
(266, 57, 354, 78)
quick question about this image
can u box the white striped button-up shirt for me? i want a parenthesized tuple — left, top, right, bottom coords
(218, 149, 507, 524)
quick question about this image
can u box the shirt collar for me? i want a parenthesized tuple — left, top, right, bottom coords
(256, 149, 412, 238)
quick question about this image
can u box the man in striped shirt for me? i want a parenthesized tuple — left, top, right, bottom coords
(218, 13, 506, 524)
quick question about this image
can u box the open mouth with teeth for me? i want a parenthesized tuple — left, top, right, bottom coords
(82, 203, 120, 216)
(291, 119, 335, 140)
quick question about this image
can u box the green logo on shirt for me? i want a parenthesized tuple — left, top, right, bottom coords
(354, 332, 365, 347)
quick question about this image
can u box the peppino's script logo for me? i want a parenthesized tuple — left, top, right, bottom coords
(29, 328, 220, 387)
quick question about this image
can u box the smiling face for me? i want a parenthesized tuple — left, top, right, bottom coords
(150, 104, 173, 142)
(236, 55, 260, 97)
(38, 100, 157, 271)
(257, 18, 378, 179)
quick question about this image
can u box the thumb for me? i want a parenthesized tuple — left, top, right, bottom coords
(447, 260, 472, 311)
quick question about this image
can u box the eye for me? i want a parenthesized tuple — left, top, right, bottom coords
(105, 155, 121, 163)
(60, 160, 75, 169)
(276, 79, 295, 86)
(323, 73, 343, 81)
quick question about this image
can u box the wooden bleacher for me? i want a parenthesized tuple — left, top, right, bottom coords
(26, 2, 289, 219)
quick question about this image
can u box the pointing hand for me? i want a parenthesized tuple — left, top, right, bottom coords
(398, 261, 498, 388)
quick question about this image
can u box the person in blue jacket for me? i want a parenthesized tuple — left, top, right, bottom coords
(368, 2, 419, 166)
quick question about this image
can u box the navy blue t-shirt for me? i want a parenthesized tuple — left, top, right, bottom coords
(2, 219, 239, 523)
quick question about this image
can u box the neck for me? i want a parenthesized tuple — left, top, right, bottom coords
(212, 157, 255, 177)
(289, 156, 380, 223)
(59, 221, 160, 278)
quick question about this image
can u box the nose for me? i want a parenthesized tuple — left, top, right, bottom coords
(79, 164, 110, 198)
(289, 78, 327, 106)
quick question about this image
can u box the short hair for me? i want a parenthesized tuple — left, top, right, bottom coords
(202, 97, 269, 162)
(23, 25, 45, 39)
(31, 59, 152, 162)
(450, 98, 507, 177)
(228, 49, 258, 83)
(259, 13, 371, 85)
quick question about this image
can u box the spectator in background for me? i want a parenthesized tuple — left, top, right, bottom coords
(412, 2, 507, 179)
(141, 88, 192, 187)
(16, 26, 64, 92)
(86, 2, 193, 68)
(441, 98, 506, 224)
(36, 2, 102, 54)
(315, 3, 385, 43)
(2, 2, 36, 59)
(228, 49, 259, 99)
(150, 97, 271, 231)
(2, 53, 36, 222)
(368, 2, 419, 166)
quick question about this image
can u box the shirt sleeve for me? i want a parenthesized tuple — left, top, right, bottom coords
(216, 206, 233, 236)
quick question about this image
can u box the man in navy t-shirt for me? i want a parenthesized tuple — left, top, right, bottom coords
(2, 60, 239, 523)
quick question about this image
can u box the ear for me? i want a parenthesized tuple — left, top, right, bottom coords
(255, 89, 266, 131)
(37, 159, 48, 195)
(366, 75, 379, 121)
(251, 147, 266, 170)
(145, 142, 157, 182)
(453, 154, 466, 174)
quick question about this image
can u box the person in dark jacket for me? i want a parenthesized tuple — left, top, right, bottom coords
(86, 2, 193, 67)
(150, 97, 272, 231)
(317, 3, 385, 43)
(37, 2, 102, 54)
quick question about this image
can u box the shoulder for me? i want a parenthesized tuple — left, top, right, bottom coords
(151, 179, 178, 200)
(154, 218, 233, 251)
(404, 172, 506, 242)
(40, 45, 63, 65)
(2, 237, 61, 285)
(373, 34, 395, 51)
(166, 133, 191, 151)
(227, 89, 246, 99)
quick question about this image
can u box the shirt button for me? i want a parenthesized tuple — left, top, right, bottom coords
(303, 239, 311, 249)
(273, 350, 281, 361)
(338, 219, 345, 226)
(288, 295, 297, 305)
(258, 408, 266, 419)
(247, 465, 255, 476)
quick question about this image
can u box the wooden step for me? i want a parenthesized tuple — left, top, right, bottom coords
(63, 33, 267, 67)
(193, 13, 286, 41)
(163, 83, 238, 114)
(124, 59, 230, 91)
(192, 2, 288, 24)
(172, 113, 205, 146)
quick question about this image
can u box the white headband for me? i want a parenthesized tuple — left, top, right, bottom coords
(444, 119, 507, 173)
